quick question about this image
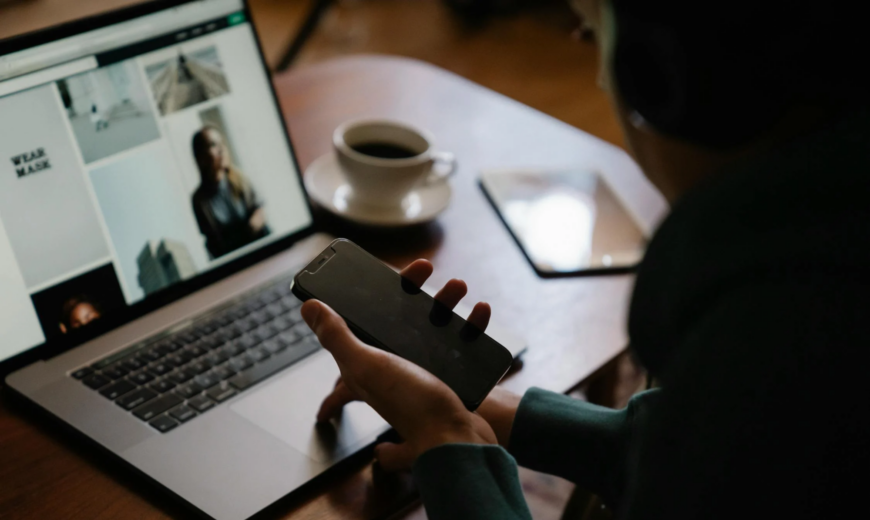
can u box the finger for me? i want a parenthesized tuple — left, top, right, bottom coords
(399, 259, 433, 288)
(467, 302, 491, 331)
(434, 279, 468, 309)
(374, 442, 417, 472)
(317, 380, 359, 423)
(301, 300, 365, 364)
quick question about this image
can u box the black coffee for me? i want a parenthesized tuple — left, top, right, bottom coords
(351, 142, 418, 159)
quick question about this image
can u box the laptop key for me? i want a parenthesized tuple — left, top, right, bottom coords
(258, 324, 280, 341)
(186, 361, 210, 375)
(167, 370, 194, 384)
(205, 350, 229, 366)
(265, 303, 283, 318)
(212, 364, 235, 381)
(277, 331, 301, 348)
(280, 295, 299, 312)
(135, 353, 155, 366)
(71, 367, 93, 379)
(83, 374, 111, 389)
(133, 393, 183, 421)
(251, 311, 270, 325)
(147, 362, 173, 377)
(201, 335, 224, 350)
(100, 380, 136, 400)
(206, 381, 237, 403)
(239, 334, 259, 349)
(154, 341, 177, 355)
(163, 354, 186, 368)
(229, 354, 254, 372)
(186, 342, 208, 357)
(262, 288, 282, 303)
(169, 404, 197, 423)
(262, 339, 285, 355)
(188, 394, 215, 413)
(117, 388, 157, 410)
(226, 324, 244, 339)
(120, 357, 146, 371)
(178, 331, 199, 343)
(175, 350, 197, 363)
(249, 348, 270, 363)
(175, 382, 204, 399)
(194, 372, 220, 389)
(101, 365, 128, 380)
(129, 371, 154, 385)
(290, 322, 309, 338)
(140, 348, 164, 362)
(229, 340, 320, 391)
(272, 316, 293, 332)
(149, 379, 176, 393)
(228, 308, 248, 321)
(149, 415, 179, 433)
(221, 341, 245, 357)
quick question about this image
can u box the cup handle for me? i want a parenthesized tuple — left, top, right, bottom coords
(425, 151, 457, 185)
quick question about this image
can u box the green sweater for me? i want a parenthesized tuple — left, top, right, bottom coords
(412, 107, 870, 519)
(414, 388, 651, 519)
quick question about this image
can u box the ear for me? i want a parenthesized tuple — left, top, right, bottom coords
(59, 323, 67, 334)
(612, 17, 690, 137)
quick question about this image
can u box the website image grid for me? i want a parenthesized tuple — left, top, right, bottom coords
(0, 21, 311, 359)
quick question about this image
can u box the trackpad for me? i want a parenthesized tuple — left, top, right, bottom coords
(230, 352, 388, 463)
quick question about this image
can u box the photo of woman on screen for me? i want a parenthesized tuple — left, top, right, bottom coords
(191, 126, 270, 259)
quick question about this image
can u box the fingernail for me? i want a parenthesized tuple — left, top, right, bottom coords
(301, 301, 321, 327)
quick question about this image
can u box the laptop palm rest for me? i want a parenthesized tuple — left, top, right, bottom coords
(230, 352, 387, 463)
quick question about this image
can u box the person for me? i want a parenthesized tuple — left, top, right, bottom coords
(59, 295, 102, 334)
(191, 126, 270, 259)
(301, 1, 869, 519)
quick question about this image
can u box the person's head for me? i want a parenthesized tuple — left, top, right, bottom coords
(569, 0, 865, 201)
(59, 295, 102, 334)
(193, 126, 231, 185)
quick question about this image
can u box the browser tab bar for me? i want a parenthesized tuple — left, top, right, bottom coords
(0, 0, 243, 81)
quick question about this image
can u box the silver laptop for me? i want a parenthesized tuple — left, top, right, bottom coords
(0, 2, 524, 518)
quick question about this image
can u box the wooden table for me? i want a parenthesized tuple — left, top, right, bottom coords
(0, 55, 666, 519)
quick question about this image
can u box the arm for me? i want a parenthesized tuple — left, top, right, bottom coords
(414, 444, 532, 520)
(508, 387, 659, 506)
(409, 386, 658, 519)
(192, 195, 219, 259)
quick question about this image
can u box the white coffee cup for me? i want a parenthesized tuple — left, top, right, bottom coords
(333, 119, 456, 209)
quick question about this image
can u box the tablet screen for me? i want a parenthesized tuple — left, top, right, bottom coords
(480, 169, 646, 276)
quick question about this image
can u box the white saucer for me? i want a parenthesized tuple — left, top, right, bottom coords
(304, 152, 452, 227)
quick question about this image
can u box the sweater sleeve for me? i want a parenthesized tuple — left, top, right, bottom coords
(508, 387, 659, 506)
(413, 444, 532, 520)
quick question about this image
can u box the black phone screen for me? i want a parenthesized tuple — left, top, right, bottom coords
(293, 239, 513, 409)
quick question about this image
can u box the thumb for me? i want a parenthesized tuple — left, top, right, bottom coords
(374, 442, 417, 472)
(301, 300, 363, 364)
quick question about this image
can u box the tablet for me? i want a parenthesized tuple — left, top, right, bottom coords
(480, 168, 647, 277)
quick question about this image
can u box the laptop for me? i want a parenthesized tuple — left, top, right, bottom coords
(0, 1, 524, 518)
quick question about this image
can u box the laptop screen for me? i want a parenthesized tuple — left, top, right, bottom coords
(0, 0, 313, 364)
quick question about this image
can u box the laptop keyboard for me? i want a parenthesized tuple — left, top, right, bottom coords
(68, 276, 320, 433)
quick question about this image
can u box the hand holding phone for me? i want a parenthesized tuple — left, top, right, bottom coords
(293, 239, 514, 410)
(297, 252, 504, 470)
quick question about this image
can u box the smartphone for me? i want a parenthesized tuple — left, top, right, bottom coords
(292, 239, 513, 410)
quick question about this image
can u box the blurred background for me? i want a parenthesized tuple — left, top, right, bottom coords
(0, 0, 623, 150)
